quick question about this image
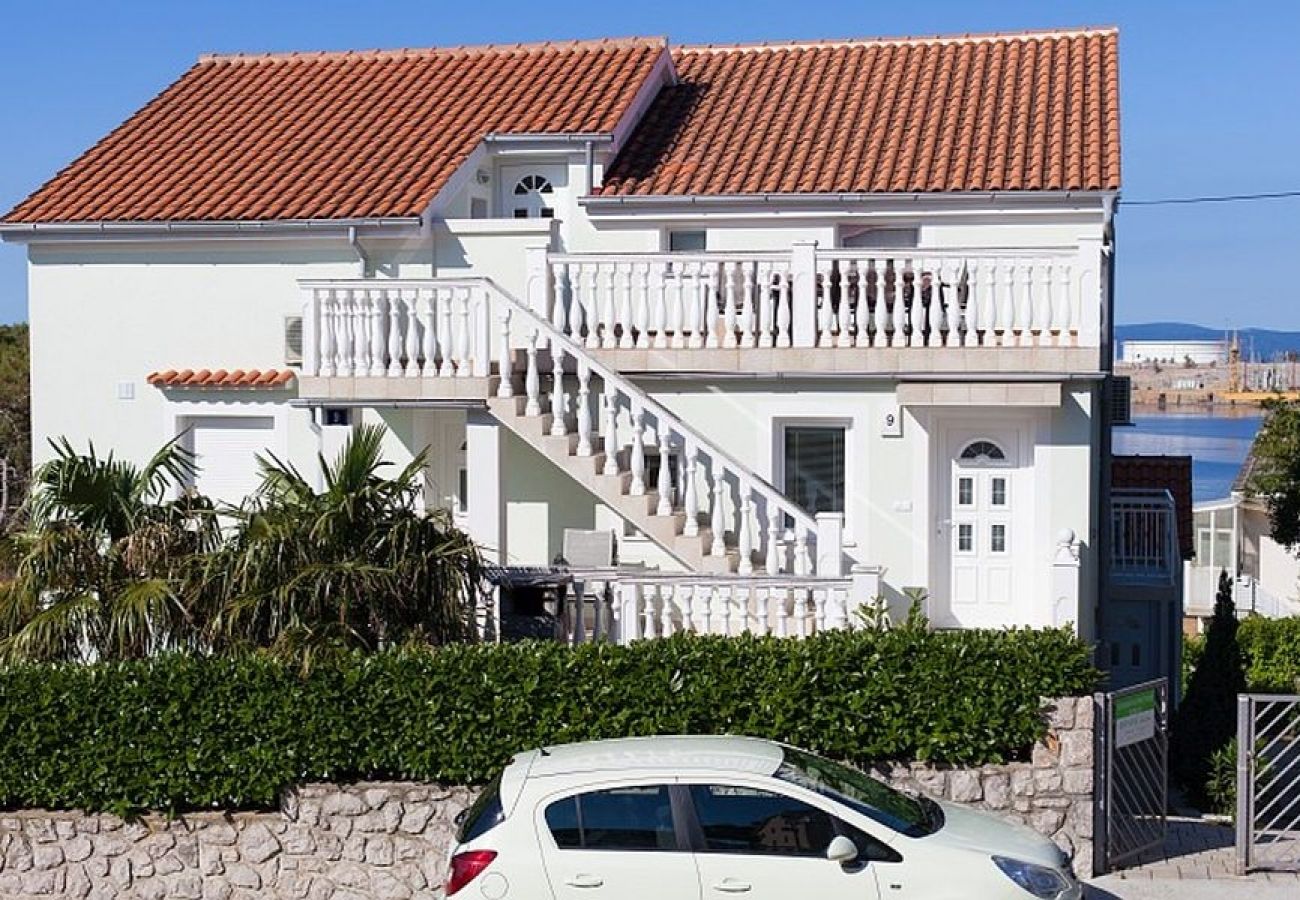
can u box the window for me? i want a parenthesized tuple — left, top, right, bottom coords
(991, 477, 1007, 507)
(959, 440, 1006, 462)
(513, 174, 554, 195)
(783, 425, 846, 517)
(839, 227, 919, 249)
(689, 785, 837, 857)
(957, 523, 974, 553)
(545, 786, 677, 851)
(991, 523, 1007, 553)
(668, 230, 707, 252)
(456, 774, 504, 843)
(957, 477, 974, 506)
(777, 746, 934, 838)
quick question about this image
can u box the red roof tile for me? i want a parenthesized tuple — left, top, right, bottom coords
(602, 29, 1120, 196)
(5, 29, 1120, 224)
(1112, 455, 1194, 560)
(5, 39, 668, 223)
(147, 368, 296, 388)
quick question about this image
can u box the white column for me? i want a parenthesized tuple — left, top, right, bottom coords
(1076, 236, 1105, 350)
(815, 512, 845, 577)
(466, 409, 505, 565)
(1051, 528, 1082, 631)
(525, 245, 552, 320)
(790, 241, 819, 347)
(303, 289, 320, 377)
(848, 565, 881, 627)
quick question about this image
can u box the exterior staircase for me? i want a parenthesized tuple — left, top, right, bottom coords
(300, 276, 835, 576)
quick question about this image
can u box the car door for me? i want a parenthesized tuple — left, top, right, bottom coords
(537, 782, 701, 900)
(685, 783, 885, 900)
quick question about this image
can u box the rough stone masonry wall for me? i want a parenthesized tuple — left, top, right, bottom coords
(0, 697, 1093, 899)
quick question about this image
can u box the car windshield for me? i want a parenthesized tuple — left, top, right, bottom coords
(776, 746, 941, 838)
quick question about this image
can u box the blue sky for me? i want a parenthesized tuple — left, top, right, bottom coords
(2, 0, 1298, 329)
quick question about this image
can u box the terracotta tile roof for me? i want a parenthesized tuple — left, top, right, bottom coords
(147, 368, 296, 389)
(1112, 455, 1194, 560)
(602, 28, 1120, 196)
(5, 38, 667, 223)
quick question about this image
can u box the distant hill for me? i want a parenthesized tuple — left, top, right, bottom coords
(1116, 322, 1300, 360)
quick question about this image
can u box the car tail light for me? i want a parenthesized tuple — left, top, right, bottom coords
(447, 850, 498, 896)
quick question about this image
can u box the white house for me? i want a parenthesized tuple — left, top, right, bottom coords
(5, 30, 1173, 673)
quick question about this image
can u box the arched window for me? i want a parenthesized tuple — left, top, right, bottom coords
(511, 174, 555, 218)
(513, 175, 553, 195)
(959, 440, 1006, 462)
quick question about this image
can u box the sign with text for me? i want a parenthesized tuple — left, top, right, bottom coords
(1114, 688, 1157, 748)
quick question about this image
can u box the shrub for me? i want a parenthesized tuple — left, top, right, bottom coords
(1171, 571, 1246, 807)
(1238, 615, 1300, 693)
(0, 628, 1098, 813)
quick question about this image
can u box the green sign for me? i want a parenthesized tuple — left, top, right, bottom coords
(1115, 688, 1157, 747)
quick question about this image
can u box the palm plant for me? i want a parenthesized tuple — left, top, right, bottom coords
(0, 437, 220, 661)
(196, 424, 480, 665)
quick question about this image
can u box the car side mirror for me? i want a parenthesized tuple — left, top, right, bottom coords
(826, 835, 859, 864)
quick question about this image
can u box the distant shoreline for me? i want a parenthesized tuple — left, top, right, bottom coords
(1131, 403, 1264, 418)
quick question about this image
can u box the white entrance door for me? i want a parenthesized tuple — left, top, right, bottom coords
(948, 439, 1020, 627)
(186, 416, 276, 508)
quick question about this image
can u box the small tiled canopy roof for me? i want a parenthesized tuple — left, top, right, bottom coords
(1112, 455, 1194, 560)
(602, 29, 1120, 196)
(5, 28, 1120, 224)
(147, 369, 296, 388)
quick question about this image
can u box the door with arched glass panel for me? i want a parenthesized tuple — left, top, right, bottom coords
(500, 166, 562, 219)
(949, 438, 1019, 626)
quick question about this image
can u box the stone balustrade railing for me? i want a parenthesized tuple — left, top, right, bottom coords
(535, 242, 1099, 353)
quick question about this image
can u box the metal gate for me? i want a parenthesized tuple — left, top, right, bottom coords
(1095, 678, 1169, 874)
(1236, 694, 1300, 874)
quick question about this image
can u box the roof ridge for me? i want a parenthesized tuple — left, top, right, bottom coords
(678, 26, 1118, 54)
(198, 35, 667, 64)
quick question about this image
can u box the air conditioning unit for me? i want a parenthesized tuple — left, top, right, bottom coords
(1110, 375, 1133, 426)
(284, 316, 303, 366)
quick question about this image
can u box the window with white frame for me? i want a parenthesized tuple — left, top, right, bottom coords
(668, 230, 707, 252)
(781, 424, 846, 517)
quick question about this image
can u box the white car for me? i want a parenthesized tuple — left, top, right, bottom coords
(446, 735, 1081, 900)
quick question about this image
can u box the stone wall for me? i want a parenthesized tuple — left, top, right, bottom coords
(0, 697, 1094, 899)
(870, 695, 1096, 876)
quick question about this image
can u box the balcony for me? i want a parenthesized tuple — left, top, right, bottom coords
(297, 241, 1105, 401)
(1111, 489, 1179, 583)
(532, 242, 1102, 374)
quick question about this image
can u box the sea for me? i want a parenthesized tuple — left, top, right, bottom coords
(1114, 411, 1264, 503)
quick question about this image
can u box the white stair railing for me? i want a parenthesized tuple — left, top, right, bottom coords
(299, 276, 836, 576)
(496, 277, 827, 574)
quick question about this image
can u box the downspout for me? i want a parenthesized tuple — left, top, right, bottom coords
(585, 140, 598, 192)
(348, 225, 371, 278)
(1097, 193, 1118, 679)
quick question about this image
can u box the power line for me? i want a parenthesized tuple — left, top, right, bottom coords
(1123, 189, 1300, 207)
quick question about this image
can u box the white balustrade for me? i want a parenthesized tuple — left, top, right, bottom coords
(302, 281, 498, 383)
(610, 573, 860, 643)
(537, 246, 1085, 353)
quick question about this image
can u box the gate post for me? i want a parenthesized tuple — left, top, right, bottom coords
(1092, 690, 1110, 876)
(1235, 694, 1253, 875)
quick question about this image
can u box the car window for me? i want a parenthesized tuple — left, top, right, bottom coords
(688, 784, 841, 857)
(777, 746, 939, 837)
(544, 785, 678, 851)
(456, 773, 505, 844)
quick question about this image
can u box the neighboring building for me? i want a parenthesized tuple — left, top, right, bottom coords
(4, 29, 1170, 679)
(1186, 440, 1300, 630)
(1119, 339, 1227, 366)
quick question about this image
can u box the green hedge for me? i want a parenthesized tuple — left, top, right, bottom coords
(0, 629, 1097, 813)
(1238, 616, 1300, 692)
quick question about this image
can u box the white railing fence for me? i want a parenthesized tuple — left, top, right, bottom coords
(1111, 489, 1178, 581)
(535, 243, 1097, 352)
(301, 276, 842, 576)
(476, 567, 885, 645)
(300, 280, 493, 381)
